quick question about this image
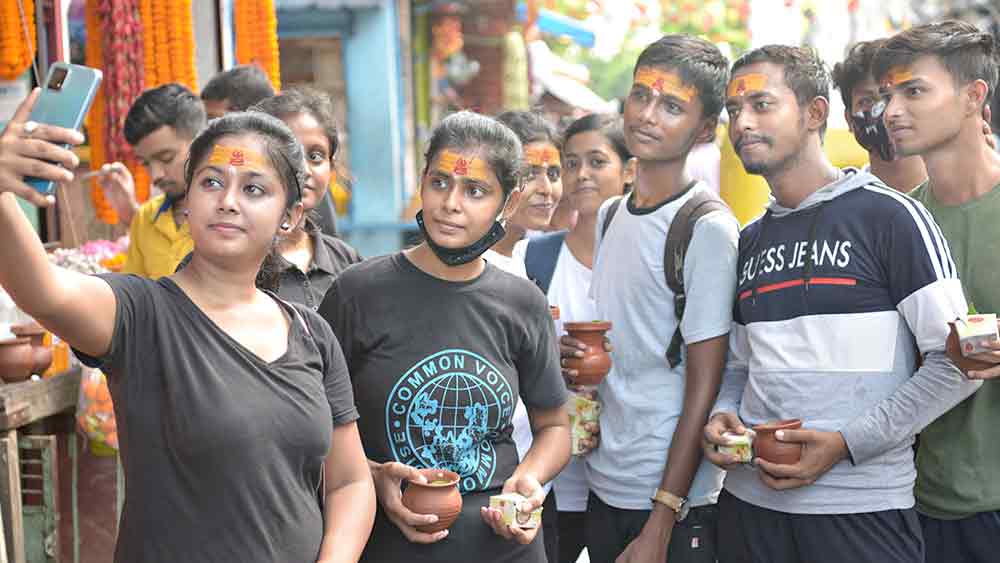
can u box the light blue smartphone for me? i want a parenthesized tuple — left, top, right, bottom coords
(24, 63, 103, 194)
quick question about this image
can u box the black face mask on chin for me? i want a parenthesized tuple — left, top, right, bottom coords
(416, 210, 507, 267)
(850, 99, 895, 162)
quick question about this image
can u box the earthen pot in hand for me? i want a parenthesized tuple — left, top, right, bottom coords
(563, 321, 612, 386)
(11, 323, 52, 374)
(401, 468, 462, 533)
(752, 419, 802, 465)
(0, 337, 35, 383)
(946, 322, 994, 374)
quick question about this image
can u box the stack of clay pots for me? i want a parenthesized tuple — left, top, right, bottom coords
(0, 323, 53, 384)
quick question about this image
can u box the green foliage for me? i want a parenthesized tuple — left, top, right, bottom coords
(536, 1, 751, 103)
(574, 44, 646, 103)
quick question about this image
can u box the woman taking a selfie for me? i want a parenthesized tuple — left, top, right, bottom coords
(318, 110, 570, 563)
(175, 88, 362, 307)
(0, 93, 375, 563)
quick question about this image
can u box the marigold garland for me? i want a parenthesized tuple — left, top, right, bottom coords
(172, 0, 198, 90)
(139, 0, 157, 86)
(0, 0, 36, 80)
(85, 0, 198, 223)
(149, 0, 169, 87)
(234, 0, 281, 91)
(84, 0, 117, 224)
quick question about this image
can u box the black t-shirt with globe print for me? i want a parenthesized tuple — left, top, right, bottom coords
(318, 252, 566, 562)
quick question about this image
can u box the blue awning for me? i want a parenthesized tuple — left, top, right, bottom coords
(276, 0, 381, 7)
(516, 2, 595, 48)
(275, 0, 368, 38)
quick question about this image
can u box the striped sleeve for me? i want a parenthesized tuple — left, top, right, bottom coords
(867, 185, 967, 353)
(840, 186, 977, 464)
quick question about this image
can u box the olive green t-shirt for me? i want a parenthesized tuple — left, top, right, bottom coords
(910, 181, 1000, 519)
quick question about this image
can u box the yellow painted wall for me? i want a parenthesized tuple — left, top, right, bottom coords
(719, 127, 869, 226)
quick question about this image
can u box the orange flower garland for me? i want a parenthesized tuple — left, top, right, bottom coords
(85, 0, 198, 223)
(234, 0, 253, 69)
(260, 0, 280, 90)
(234, 0, 281, 91)
(174, 0, 198, 90)
(0, 0, 36, 80)
(84, 0, 117, 224)
(139, 0, 157, 86)
(137, 0, 196, 90)
(163, 0, 197, 90)
(149, 0, 170, 87)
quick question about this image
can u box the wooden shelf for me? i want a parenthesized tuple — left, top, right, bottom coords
(0, 370, 82, 432)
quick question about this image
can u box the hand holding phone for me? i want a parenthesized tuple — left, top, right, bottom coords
(0, 88, 85, 207)
(22, 63, 102, 196)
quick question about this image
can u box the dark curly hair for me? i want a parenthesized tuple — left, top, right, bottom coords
(832, 39, 886, 110)
(124, 83, 206, 145)
(872, 20, 997, 111)
(201, 65, 276, 112)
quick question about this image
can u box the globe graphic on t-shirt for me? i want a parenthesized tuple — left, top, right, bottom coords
(408, 372, 504, 476)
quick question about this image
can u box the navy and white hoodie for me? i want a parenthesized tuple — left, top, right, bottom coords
(714, 168, 981, 515)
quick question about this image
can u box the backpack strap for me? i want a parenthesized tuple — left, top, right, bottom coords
(524, 230, 568, 294)
(663, 190, 731, 368)
(601, 197, 624, 239)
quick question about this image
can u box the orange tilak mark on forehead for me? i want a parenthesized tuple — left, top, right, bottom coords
(882, 66, 914, 89)
(525, 146, 561, 167)
(634, 67, 696, 102)
(437, 149, 490, 181)
(728, 73, 768, 98)
(207, 145, 268, 170)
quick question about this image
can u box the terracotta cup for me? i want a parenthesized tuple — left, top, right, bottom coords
(11, 322, 53, 375)
(752, 419, 803, 465)
(946, 322, 994, 373)
(563, 321, 612, 386)
(401, 468, 462, 533)
(0, 337, 35, 383)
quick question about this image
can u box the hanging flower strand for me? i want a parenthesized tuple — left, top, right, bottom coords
(84, 0, 116, 224)
(233, 0, 281, 90)
(0, 0, 37, 80)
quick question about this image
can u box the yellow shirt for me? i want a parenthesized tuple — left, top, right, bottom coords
(123, 194, 193, 278)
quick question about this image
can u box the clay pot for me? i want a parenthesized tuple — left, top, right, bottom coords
(752, 419, 802, 465)
(946, 322, 994, 373)
(563, 321, 612, 386)
(400, 468, 462, 533)
(11, 323, 53, 375)
(0, 337, 35, 383)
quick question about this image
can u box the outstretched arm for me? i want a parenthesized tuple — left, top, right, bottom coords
(0, 90, 117, 359)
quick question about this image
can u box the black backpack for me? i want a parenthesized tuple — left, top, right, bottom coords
(524, 230, 568, 294)
(599, 190, 730, 368)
